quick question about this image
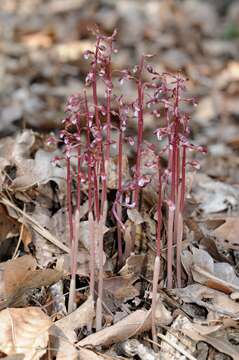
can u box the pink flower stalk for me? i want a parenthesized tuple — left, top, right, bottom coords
(54, 29, 206, 330)
(151, 158, 163, 344)
(134, 56, 145, 207)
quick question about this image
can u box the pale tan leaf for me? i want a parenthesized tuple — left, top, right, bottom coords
(78, 348, 105, 360)
(77, 309, 151, 348)
(0, 307, 52, 360)
(174, 284, 239, 319)
(214, 217, 239, 250)
(127, 208, 144, 225)
(50, 296, 95, 360)
(182, 247, 239, 294)
(1, 255, 62, 309)
(160, 315, 196, 360)
(181, 319, 239, 360)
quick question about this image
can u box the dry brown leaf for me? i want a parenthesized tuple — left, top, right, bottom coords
(4, 255, 37, 298)
(78, 348, 106, 359)
(174, 284, 239, 319)
(192, 173, 239, 214)
(123, 219, 146, 257)
(118, 339, 157, 359)
(0, 197, 70, 257)
(0, 204, 20, 242)
(0, 130, 65, 191)
(54, 40, 94, 62)
(216, 61, 239, 90)
(1, 255, 62, 309)
(0, 307, 52, 360)
(50, 296, 95, 360)
(30, 205, 68, 267)
(11, 148, 66, 191)
(1, 355, 25, 360)
(107, 155, 130, 190)
(181, 318, 239, 360)
(194, 96, 218, 125)
(155, 297, 173, 326)
(0, 204, 20, 260)
(103, 275, 139, 302)
(21, 32, 52, 49)
(214, 217, 239, 250)
(21, 224, 32, 250)
(127, 208, 144, 225)
(119, 254, 146, 277)
(54, 295, 95, 334)
(77, 309, 151, 348)
(182, 247, 239, 294)
(160, 315, 196, 360)
(0, 131, 35, 168)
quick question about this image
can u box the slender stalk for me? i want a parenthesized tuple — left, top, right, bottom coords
(68, 209, 80, 313)
(151, 256, 160, 348)
(105, 45, 113, 164)
(151, 162, 162, 346)
(96, 201, 107, 331)
(176, 145, 187, 287)
(76, 116, 81, 212)
(134, 57, 145, 207)
(89, 212, 95, 301)
(92, 36, 101, 129)
(93, 165, 100, 223)
(84, 92, 95, 302)
(167, 77, 181, 288)
(167, 204, 174, 289)
(180, 145, 187, 212)
(176, 207, 183, 288)
(66, 154, 77, 313)
(117, 119, 123, 262)
(66, 155, 74, 245)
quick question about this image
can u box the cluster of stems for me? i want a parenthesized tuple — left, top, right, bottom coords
(52, 29, 204, 332)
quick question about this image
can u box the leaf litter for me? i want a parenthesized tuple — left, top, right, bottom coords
(0, 0, 239, 359)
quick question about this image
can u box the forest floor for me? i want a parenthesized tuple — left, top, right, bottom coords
(0, 1, 239, 359)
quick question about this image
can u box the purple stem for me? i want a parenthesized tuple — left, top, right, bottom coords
(66, 155, 74, 245)
(134, 56, 145, 207)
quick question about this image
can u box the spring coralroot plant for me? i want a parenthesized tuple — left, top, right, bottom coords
(51, 28, 205, 334)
